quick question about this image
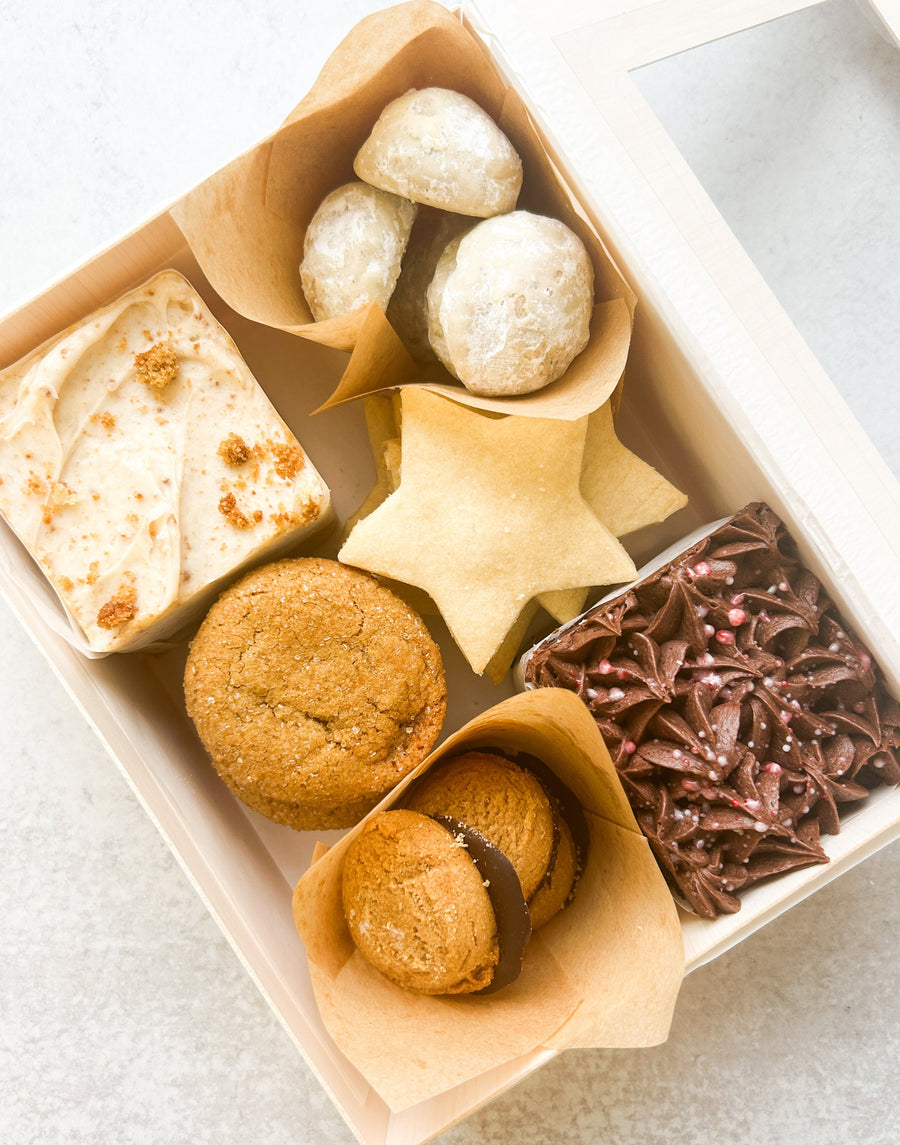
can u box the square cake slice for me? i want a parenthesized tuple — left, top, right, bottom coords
(0, 270, 331, 653)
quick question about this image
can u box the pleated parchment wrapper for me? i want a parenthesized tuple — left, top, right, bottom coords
(170, 0, 635, 420)
(292, 688, 684, 1111)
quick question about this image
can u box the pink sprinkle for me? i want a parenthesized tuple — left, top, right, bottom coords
(780, 710, 793, 724)
(764, 762, 782, 774)
(731, 593, 745, 606)
(715, 630, 735, 645)
(623, 741, 636, 755)
(598, 660, 612, 675)
(682, 779, 699, 791)
(728, 608, 746, 626)
(779, 581, 789, 592)
(617, 669, 628, 680)
(853, 701, 866, 714)
(859, 651, 872, 670)
(704, 623, 716, 637)
(694, 561, 712, 577)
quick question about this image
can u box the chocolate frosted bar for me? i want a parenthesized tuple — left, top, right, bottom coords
(524, 503, 900, 918)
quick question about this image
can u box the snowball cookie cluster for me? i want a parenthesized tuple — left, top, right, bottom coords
(426, 211, 594, 396)
(354, 87, 522, 218)
(300, 182, 417, 322)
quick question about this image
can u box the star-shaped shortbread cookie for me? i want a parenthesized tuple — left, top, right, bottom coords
(339, 388, 636, 674)
(539, 401, 687, 622)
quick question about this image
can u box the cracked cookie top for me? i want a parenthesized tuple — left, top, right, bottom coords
(184, 557, 447, 830)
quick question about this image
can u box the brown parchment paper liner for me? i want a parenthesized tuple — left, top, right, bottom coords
(292, 688, 684, 1111)
(170, 1, 635, 421)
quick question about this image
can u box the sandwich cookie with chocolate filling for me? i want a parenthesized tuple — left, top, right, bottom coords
(405, 751, 588, 922)
(341, 808, 530, 995)
(341, 752, 588, 996)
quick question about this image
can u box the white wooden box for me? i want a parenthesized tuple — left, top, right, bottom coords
(2, 2, 899, 1143)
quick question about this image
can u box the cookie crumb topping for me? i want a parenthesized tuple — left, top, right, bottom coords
(218, 433, 251, 467)
(42, 480, 79, 524)
(271, 499, 319, 531)
(134, 341, 178, 389)
(97, 585, 138, 629)
(272, 442, 305, 480)
(218, 491, 262, 529)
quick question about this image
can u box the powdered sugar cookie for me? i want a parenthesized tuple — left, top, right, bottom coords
(426, 211, 593, 396)
(300, 182, 417, 321)
(354, 88, 522, 218)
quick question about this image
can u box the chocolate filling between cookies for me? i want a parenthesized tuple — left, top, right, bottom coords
(424, 751, 590, 993)
(490, 749, 590, 905)
(431, 815, 532, 995)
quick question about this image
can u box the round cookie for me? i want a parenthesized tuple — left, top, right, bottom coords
(184, 558, 446, 830)
(405, 752, 554, 900)
(353, 87, 522, 218)
(426, 210, 594, 396)
(528, 816, 577, 930)
(300, 181, 417, 322)
(342, 809, 499, 995)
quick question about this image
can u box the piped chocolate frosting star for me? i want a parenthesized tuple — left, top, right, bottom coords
(526, 503, 900, 918)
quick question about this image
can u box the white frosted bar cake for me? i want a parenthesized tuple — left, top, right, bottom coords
(0, 270, 331, 653)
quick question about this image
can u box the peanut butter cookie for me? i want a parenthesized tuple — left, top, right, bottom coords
(342, 810, 500, 995)
(184, 558, 446, 829)
(528, 816, 577, 930)
(404, 752, 554, 900)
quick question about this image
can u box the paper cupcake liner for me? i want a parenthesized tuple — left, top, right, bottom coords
(291, 687, 684, 1111)
(171, 0, 636, 421)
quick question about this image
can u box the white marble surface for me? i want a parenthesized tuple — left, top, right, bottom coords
(1, 2, 899, 1143)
